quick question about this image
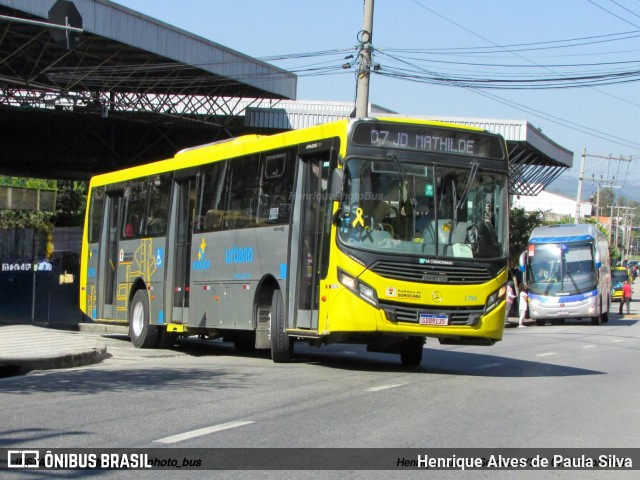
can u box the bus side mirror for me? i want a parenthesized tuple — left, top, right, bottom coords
(594, 251, 601, 269)
(518, 251, 527, 273)
(329, 168, 344, 203)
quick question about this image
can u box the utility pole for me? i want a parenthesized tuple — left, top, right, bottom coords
(593, 175, 617, 223)
(574, 149, 631, 224)
(574, 148, 586, 223)
(614, 205, 634, 251)
(355, 0, 374, 118)
(625, 214, 635, 257)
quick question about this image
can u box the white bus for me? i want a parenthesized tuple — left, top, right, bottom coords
(519, 224, 611, 325)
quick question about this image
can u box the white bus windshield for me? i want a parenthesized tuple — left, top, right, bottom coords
(337, 157, 508, 259)
(528, 242, 596, 296)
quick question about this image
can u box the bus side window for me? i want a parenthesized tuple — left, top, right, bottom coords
(124, 214, 139, 238)
(195, 162, 227, 233)
(88, 187, 105, 244)
(145, 174, 172, 236)
(122, 180, 147, 239)
(257, 150, 294, 226)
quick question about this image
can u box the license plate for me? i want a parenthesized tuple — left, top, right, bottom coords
(419, 313, 449, 325)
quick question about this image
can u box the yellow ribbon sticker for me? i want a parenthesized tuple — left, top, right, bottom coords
(351, 208, 365, 228)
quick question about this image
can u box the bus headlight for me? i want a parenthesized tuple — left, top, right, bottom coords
(485, 285, 506, 314)
(338, 268, 379, 306)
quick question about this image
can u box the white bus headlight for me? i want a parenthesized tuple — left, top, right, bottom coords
(338, 268, 378, 306)
(358, 283, 377, 304)
(338, 269, 357, 290)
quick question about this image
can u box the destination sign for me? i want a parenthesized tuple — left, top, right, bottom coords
(352, 122, 505, 160)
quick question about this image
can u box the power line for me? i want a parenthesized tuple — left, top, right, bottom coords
(587, 0, 640, 28)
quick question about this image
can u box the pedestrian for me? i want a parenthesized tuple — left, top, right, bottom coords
(619, 279, 632, 315)
(518, 284, 528, 328)
(505, 281, 516, 325)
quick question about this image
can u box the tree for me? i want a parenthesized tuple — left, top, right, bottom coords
(597, 187, 615, 217)
(509, 206, 544, 265)
(55, 180, 87, 227)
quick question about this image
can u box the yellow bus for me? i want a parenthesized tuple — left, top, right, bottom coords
(80, 116, 510, 365)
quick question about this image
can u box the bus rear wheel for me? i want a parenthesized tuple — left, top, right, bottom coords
(129, 289, 158, 348)
(400, 337, 424, 367)
(270, 290, 292, 363)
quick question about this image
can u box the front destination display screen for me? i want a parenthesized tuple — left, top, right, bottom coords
(352, 121, 505, 160)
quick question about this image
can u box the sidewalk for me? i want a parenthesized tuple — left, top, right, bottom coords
(0, 324, 110, 376)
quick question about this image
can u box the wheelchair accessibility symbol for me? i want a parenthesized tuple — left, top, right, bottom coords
(156, 248, 163, 267)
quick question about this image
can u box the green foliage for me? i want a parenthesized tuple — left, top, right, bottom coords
(0, 210, 54, 257)
(55, 181, 87, 227)
(610, 244, 621, 265)
(0, 210, 54, 232)
(0, 175, 56, 190)
(509, 206, 544, 264)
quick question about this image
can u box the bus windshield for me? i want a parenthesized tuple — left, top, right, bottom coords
(338, 156, 508, 259)
(611, 269, 629, 288)
(528, 242, 596, 296)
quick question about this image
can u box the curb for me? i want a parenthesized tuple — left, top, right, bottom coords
(0, 346, 109, 375)
(77, 323, 129, 335)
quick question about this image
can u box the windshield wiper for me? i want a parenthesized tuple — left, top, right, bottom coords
(388, 153, 419, 228)
(456, 160, 479, 212)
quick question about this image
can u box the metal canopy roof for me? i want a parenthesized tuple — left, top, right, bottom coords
(0, 0, 296, 112)
(0, 0, 297, 178)
(244, 105, 573, 196)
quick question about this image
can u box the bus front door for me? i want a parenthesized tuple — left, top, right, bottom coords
(289, 155, 330, 330)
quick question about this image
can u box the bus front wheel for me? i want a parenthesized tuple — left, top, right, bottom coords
(591, 300, 603, 325)
(129, 289, 158, 348)
(400, 337, 424, 367)
(270, 290, 292, 363)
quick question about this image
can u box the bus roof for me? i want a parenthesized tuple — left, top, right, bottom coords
(529, 223, 604, 244)
(87, 116, 503, 187)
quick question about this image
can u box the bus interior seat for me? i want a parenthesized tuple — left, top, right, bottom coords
(362, 199, 391, 227)
(147, 217, 166, 234)
(204, 210, 224, 231)
(451, 221, 472, 244)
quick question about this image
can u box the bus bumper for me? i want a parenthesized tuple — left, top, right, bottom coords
(528, 294, 598, 319)
(326, 288, 504, 342)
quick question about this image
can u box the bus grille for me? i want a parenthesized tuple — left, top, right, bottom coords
(370, 261, 492, 284)
(379, 301, 484, 326)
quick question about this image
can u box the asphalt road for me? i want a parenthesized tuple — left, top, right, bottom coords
(1, 302, 639, 479)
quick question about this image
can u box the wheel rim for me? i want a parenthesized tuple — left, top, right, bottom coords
(132, 301, 144, 337)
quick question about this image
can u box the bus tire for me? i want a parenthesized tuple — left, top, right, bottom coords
(270, 290, 292, 363)
(591, 299, 604, 325)
(602, 297, 610, 323)
(536, 319, 545, 326)
(129, 289, 158, 348)
(400, 337, 424, 367)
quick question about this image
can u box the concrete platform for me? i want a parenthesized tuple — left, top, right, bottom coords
(0, 324, 108, 375)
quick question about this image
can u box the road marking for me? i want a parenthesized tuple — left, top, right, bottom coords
(367, 383, 404, 392)
(582, 345, 596, 348)
(472, 363, 503, 370)
(611, 339, 624, 343)
(154, 420, 254, 444)
(536, 352, 557, 357)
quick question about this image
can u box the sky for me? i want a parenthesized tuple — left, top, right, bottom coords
(112, 0, 640, 199)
